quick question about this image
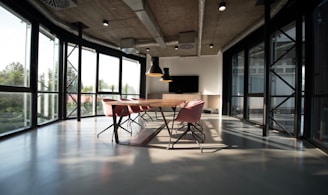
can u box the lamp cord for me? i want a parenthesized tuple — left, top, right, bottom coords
(211, 12, 222, 44)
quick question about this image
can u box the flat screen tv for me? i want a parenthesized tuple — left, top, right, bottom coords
(169, 75, 199, 93)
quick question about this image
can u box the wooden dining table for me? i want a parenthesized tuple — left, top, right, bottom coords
(102, 98, 186, 147)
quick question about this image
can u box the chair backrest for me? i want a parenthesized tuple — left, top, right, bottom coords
(119, 98, 141, 113)
(183, 99, 203, 108)
(175, 99, 204, 123)
(102, 98, 129, 117)
(131, 97, 150, 110)
(102, 98, 115, 116)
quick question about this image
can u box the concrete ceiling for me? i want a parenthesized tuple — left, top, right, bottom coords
(28, 0, 286, 57)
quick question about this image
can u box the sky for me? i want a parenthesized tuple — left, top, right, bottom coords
(0, 6, 28, 70)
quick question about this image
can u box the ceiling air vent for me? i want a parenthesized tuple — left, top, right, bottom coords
(178, 31, 195, 49)
(40, 0, 77, 10)
(120, 38, 139, 54)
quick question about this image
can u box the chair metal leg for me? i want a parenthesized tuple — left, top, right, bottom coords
(190, 129, 205, 143)
(172, 129, 190, 147)
(120, 125, 132, 134)
(97, 124, 114, 138)
(130, 114, 142, 126)
(140, 111, 153, 121)
(145, 111, 153, 120)
(190, 132, 204, 153)
(194, 122, 203, 131)
(190, 123, 205, 142)
(155, 108, 158, 119)
(172, 123, 192, 147)
(120, 117, 129, 125)
(171, 123, 205, 151)
(97, 123, 132, 141)
(122, 114, 142, 127)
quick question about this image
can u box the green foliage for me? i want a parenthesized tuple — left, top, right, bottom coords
(122, 83, 136, 94)
(0, 62, 25, 112)
(38, 66, 59, 92)
(0, 62, 25, 86)
(0, 62, 27, 132)
(66, 64, 78, 93)
(82, 86, 93, 93)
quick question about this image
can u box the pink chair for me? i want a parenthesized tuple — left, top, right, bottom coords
(131, 97, 153, 121)
(97, 98, 132, 141)
(119, 97, 142, 126)
(172, 99, 205, 151)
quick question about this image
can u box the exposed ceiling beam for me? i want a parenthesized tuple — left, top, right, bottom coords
(198, 0, 205, 56)
(122, 0, 167, 48)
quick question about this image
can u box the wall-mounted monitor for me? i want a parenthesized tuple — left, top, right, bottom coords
(169, 75, 199, 93)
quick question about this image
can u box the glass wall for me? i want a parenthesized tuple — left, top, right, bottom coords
(0, 6, 32, 135)
(98, 54, 120, 93)
(227, 17, 305, 137)
(231, 51, 244, 118)
(66, 44, 79, 118)
(271, 22, 297, 133)
(97, 54, 121, 114)
(37, 27, 59, 124)
(121, 57, 141, 98)
(0, 6, 30, 88)
(96, 56, 142, 114)
(0, 2, 146, 136)
(81, 47, 96, 117)
(312, 1, 328, 147)
(248, 42, 264, 124)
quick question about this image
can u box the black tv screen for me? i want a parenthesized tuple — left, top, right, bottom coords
(169, 75, 199, 93)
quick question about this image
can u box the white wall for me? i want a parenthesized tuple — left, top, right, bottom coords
(146, 52, 223, 96)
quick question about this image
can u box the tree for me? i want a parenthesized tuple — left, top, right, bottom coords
(0, 62, 25, 86)
(66, 63, 78, 93)
(0, 62, 25, 113)
(0, 62, 27, 132)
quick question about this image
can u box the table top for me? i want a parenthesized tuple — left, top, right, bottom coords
(103, 98, 186, 107)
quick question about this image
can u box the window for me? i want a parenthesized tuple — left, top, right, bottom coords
(66, 45, 98, 117)
(312, 1, 328, 147)
(231, 51, 244, 118)
(97, 54, 120, 115)
(81, 47, 96, 116)
(0, 2, 145, 136)
(66, 43, 79, 118)
(121, 57, 141, 98)
(0, 6, 32, 135)
(271, 22, 297, 132)
(248, 42, 264, 124)
(248, 42, 264, 94)
(0, 6, 31, 87)
(98, 54, 120, 93)
(37, 27, 59, 124)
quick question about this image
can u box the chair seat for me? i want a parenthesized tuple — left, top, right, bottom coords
(97, 98, 132, 141)
(131, 97, 153, 121)
(172, 99, 205, 152)
(120, 98, 142, 127)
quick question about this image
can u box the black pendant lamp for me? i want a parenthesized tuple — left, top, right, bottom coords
(145, 56, 163, 77)
(160, 68, 173, 82)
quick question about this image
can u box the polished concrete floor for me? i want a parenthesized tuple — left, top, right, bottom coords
(1, 113, 328, 195)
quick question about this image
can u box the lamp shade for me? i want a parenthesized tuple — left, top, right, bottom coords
(160, 68, 173, 82)
(146, 56, 163, 77)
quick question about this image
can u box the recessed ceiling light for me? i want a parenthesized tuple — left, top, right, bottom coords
(218, 2, 226, 12)
(103, 20, 109, 26)
(209, 43, 214, 48)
